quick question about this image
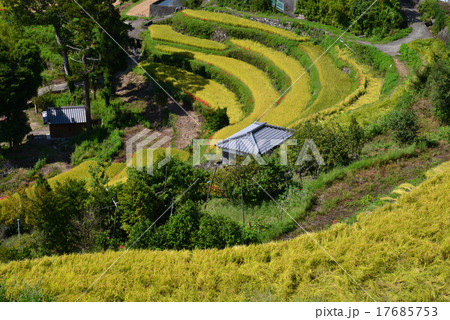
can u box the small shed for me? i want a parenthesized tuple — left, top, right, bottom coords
(42, 106, 86, 138)
(216, 122, 295, 164)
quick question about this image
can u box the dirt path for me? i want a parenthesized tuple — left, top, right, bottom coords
(171, 107, 202, 149)
(393, 58, 410, 78)
(358, 1, 433, 56)
(373, 22, 433, 56)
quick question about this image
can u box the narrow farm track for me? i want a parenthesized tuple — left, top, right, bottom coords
(358, 2, 433, 56)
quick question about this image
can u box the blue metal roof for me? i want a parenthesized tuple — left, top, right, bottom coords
(43, 106, 87, 125)
(216, 122, 295, 155)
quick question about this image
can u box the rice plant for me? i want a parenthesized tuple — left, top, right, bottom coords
(140, 62, 244, 124)
(182, 9, 308, 42)
(148, 25, 227, 50)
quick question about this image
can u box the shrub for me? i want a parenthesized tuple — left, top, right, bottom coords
(118, 158, 209, 234)
(32, 92, 56, 111)
(216, 0, 272, 12)
(289, 118, 365, 173)
(161, 200, 201, 250)
(32, 179, 89, 254)
(196, 214, 245, 249)
(215, 154, 292, 204)
(182, 0, 203, 9)
(26, 157, 47, 179)
(127, 202, 255, 250)
(386, 108, 420, 145)
(427, 60, 450, 124)
(71, 128, 122, 165)
(202, 107, 230, 131)
(419, 0, 448, 35)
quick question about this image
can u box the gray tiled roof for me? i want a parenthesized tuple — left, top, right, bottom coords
(216, 122, 295, 155)
(43, 106, 87, 125)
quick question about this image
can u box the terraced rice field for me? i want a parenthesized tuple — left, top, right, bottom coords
(144, 10, 389, 138)
(296, 44, 353, 120)
(148, 25, 227, 50)
(156, 44, 281, 140)
(322, 48, 383, 116)
(183, 9, 308, 42)
(230, 39, 310, 126)
(141, 62, 244, 124)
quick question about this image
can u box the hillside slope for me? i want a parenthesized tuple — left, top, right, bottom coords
(0, 162, 449, 302)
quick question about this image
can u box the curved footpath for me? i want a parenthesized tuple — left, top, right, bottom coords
(358, 2, 433, 56)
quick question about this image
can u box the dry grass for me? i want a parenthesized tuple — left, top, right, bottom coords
(149, 25, 227, 50)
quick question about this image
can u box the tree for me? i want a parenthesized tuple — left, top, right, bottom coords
(3, 0, 76, 92)
(0, 23, 43, 147)
(61, 0, 131, 130)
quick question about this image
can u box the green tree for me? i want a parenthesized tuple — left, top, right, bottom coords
(30, 179, 89, 254)
(0, 23, 43, 147)
(3, 0, 76, 92)
(117, 157, 208, 234)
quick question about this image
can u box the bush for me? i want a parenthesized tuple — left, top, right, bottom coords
(288, 117, 365, 173)
(127, 202, 256, 250)
(27, 157, 47, 180)
(202, 107, 230, 132)
(296, 0, 405, 38)
(32, 92, 56, 111)
(215, 154, 293, 204)
(118, 158, 209, 234)
(196, 214, 245, 249)
(427, 60, 450, 124)
(31, 178, 89, 254)
(182, 0, 203, 9)
(419, 0, 448, 35)
(386, 108, 420, 145)
(71, 128, 122, 165)
(216, 0, 272, 12)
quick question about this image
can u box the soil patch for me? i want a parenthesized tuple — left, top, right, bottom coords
(279, 141, 450, 240)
